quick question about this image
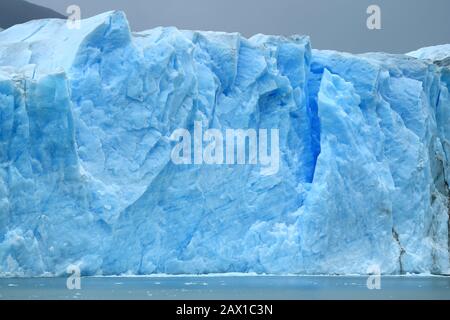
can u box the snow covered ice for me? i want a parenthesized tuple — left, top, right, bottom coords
(0, 11, 449, 276)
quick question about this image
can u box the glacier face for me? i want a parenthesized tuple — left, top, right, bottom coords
(0, 11, 449, 276)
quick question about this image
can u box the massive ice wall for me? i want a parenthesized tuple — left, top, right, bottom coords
(0, 11, 449, 276)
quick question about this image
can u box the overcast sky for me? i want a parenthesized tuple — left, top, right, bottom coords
(28, 0, 450, 54)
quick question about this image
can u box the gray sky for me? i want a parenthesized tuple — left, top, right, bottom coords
(28, 0, 450, 54)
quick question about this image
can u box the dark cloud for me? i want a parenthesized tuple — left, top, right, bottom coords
(17, 0, 450, 53)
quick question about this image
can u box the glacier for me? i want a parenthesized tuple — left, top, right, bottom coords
(0, 11, 449, 276)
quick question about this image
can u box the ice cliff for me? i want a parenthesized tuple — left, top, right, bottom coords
(0, 12, 449, 276)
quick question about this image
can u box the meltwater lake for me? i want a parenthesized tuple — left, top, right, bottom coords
(0, 276, 450, 300)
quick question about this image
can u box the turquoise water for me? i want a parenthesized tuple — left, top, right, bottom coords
(0, 276, 449, 300)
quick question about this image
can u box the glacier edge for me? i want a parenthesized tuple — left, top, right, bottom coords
(0, 11, 449, 276)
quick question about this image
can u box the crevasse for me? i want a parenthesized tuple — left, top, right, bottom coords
(0, 11, 449, 276)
